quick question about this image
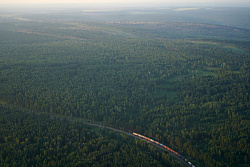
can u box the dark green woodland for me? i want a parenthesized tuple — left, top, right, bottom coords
(0, 6, 249, 166)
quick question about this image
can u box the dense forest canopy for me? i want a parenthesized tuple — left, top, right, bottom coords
(0, 6, 249, 167)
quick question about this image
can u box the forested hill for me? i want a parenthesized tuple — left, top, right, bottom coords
(0, 6, 249, 167)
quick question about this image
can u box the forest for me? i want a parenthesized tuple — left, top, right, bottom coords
(0, 6, 249, 166)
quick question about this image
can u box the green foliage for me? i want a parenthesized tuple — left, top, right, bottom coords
(0, 107, 178, 167)
(0, 8, 249, 167)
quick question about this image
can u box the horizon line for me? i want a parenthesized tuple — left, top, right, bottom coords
(1, 2, 250, 8)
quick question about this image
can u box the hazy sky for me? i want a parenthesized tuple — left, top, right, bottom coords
(1, 0, 250, 4)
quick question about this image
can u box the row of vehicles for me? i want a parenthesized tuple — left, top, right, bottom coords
(133, 132, 195, 167)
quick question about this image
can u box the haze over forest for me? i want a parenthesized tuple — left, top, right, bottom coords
(0, 2, 249, 167)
